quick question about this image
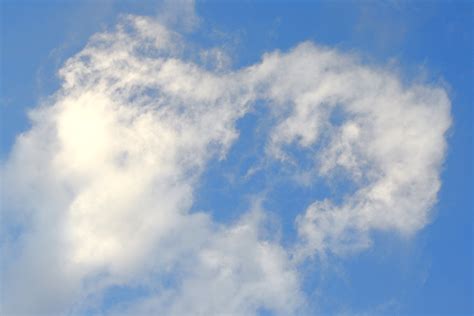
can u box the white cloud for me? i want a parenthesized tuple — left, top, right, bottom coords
(0, 12, 451, 316)
(0, 16, 299, 315)
(109, 211, 303, 316)
(156, 0, 200, 32)
(248, 43, 451, 258)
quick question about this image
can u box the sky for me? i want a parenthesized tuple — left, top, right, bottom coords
(0, 1, 472, 315)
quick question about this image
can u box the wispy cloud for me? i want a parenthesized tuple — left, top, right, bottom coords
(1, 7, 451, 316)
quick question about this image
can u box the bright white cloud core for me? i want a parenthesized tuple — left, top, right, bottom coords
(1, 15, 451, 315)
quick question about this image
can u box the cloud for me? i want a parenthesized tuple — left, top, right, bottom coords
(0, 11, 450, 316)
(156, 0, 200, 32)
(109, 211, 303, 316)
(248, 43, 451, 258)
(0, 16, 300, 315)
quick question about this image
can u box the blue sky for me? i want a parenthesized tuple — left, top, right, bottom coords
(1, 1, 472, 315)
